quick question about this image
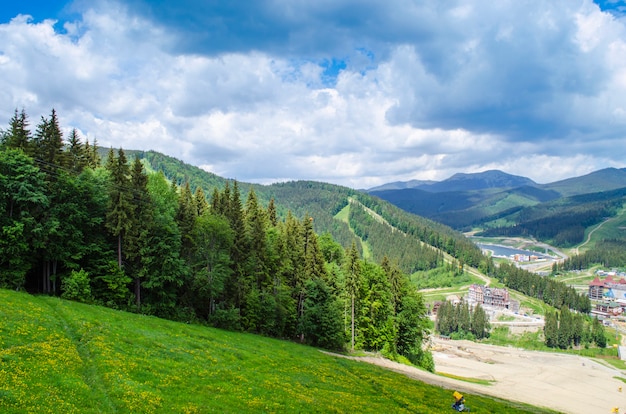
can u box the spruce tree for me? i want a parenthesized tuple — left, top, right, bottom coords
(345, 241, 361, 351)
(33, 109, 66, 173)
(5, 108, 32, 154)
(267, 197, 278, 227)
(544, 311, 559, 348)
(193, 186, 209, 217)
(67, 128, 87, 174)
(105, 148, 133, 269)
(125, 157, 152, 309)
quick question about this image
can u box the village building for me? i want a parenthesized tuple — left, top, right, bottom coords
(588, 275, 626, 301)
(467, 284, 511, 309)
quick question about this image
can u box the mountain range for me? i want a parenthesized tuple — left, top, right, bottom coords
(367, 168, 626, 245)
(134, 148, 626, 249)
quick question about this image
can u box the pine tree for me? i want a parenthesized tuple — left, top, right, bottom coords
(193, 186, 209, 217)
(267, 197, 278, 227)
(33, 109, 66, 173)
(592, 317, 607, 348)
(105, 148, 133, 269)
(226, 181, 247, 309)
(471, 303, 490, 339)
(558, 306, 573, 349)
(125, 157, 152, 309)
(458, 300, 471, 334)
(544, 311, 559, 348)
(345, 241, 361, 351)
(176, 181, 196, 262)
(5, 108, 32, 154)
(67, 128, 87, 174)
(244, 188, 268, 290)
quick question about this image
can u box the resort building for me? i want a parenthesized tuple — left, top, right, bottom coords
(588, 275, 626, 301)
(467, 284, 510, 309)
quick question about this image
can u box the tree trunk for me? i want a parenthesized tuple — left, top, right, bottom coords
(351, 293, 355, 351)
(52, 259, 57, 295)
(135, 277, 141, 310)
(117, 234, 123, 269)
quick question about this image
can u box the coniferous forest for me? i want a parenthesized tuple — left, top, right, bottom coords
(0, 109, 433, 368)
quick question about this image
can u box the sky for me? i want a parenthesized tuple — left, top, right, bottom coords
(2, 1, 626, 189)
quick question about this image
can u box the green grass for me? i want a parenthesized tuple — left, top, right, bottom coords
(0, 289, 555, 413)
(574, 206, 626, 252)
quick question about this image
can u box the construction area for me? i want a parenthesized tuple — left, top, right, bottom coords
(350, 337, 626, 414)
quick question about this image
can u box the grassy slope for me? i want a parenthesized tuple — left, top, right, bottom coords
(0, 290, 552, 414)
(577, 206, 626, 252)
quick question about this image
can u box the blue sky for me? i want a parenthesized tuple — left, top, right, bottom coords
(1, 0, 626, 188)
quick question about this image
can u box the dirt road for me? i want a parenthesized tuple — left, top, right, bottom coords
(340, 338, 626, 414)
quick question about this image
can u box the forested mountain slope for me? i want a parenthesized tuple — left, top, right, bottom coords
(132, 150, 487, 273)
(369, 168, 626, 246)
(477, 187, 626, 247)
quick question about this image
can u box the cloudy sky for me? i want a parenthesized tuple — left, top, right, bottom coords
(1, 0, 626, 188)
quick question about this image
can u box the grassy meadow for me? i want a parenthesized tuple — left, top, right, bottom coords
(0, 289, 556, 413)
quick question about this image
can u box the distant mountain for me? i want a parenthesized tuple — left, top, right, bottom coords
(541, 167, 626, 197)
(368, 170, 536, 193)
(422, 170, 537, 193)
(367, 179, 437, 192)
(368, 168, 626, 245)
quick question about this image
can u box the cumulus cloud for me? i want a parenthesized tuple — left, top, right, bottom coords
(0, 0, 625, 188)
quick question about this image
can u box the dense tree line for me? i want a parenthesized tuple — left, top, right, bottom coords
(479, 201, 621, 247)
(0, 109, 433, 368)
(435, 300, 490, 340)
(348, 200, 443, 273)
(554, 239, 626, 271)
(132, 152, 488, 279)
(491, 263, 591, 313)
(544, 307, 606, 349)
(353, 193, 486, 269)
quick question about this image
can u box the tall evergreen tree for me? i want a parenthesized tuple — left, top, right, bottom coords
(33, 109, 65, 173)
(105, 148, 133, 269)
(66, 128, 87, 174)
(345, 241, 361, 351)
(226, 181, 247, 309)
(193, 186, 209, 217)
(176, 181, 196, 262)
(244, 189, 269, 290)
(267, 197, 278, 227)
(544, 311, 559, 348)
(125, 157, 152, 309)
(4, 109, 32, 154)
(471, 303, 490, 339)
(557, 306, 573, 349)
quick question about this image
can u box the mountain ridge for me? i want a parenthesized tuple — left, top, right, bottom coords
(368, 168, 626, 244)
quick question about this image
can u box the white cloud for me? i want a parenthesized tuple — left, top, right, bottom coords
(1, 0, 626, 189)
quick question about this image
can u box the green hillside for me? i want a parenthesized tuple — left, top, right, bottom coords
(478, 187, 626, 247)
(0, 289, 553, 414)
(132, 151, 487, 274)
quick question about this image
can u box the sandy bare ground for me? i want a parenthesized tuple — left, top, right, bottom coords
(335, 338, 626, 414)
